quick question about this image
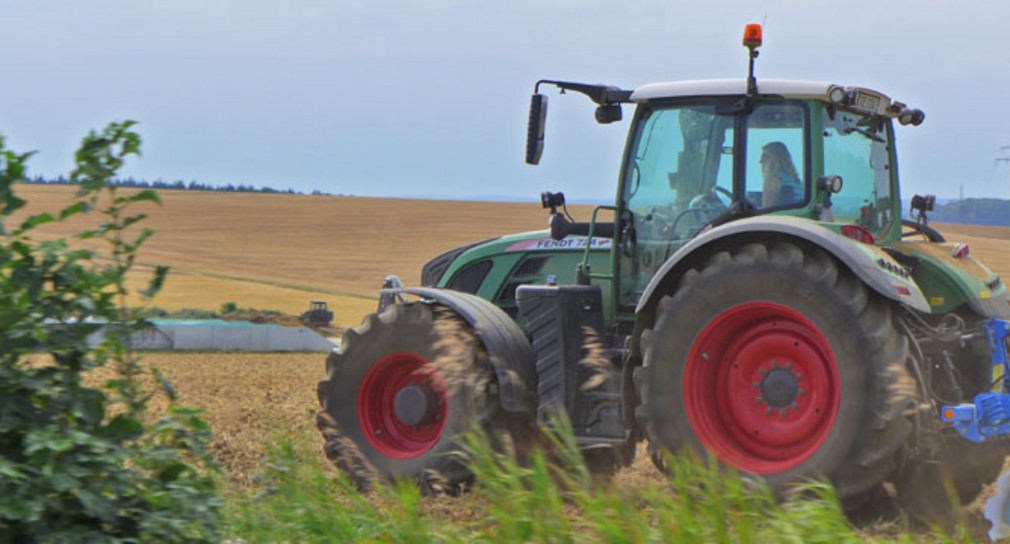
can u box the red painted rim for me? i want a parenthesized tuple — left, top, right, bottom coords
(684, 303, 840, 474)
(358, 351, 448, 460)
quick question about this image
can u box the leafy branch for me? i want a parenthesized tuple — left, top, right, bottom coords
(0, 122, 221, 541)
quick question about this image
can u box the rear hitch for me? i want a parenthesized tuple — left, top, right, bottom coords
(941, 319, 1010, 443)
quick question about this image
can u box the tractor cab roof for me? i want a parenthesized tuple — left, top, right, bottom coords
(631, 79, 838, 101)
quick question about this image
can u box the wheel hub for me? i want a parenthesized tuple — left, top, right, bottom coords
(759, 367, 799, 408)
(394, 384, 438, 426)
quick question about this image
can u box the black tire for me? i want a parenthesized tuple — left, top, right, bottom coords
(946, 441, 1008, 502)
(635, 241, 914, 505)
(316, 302, 499, 491)
(581, 442, 638, 477)
(895, 438, 1007, 521)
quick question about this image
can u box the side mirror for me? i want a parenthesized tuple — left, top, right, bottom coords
(526, 94, 548, 165)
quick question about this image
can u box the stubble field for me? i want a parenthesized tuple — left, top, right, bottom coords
(19, 184, 1010, 536)
(19, 184, 599, 482)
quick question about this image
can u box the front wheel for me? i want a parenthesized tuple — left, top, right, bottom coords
(316, 302, 502, 490)
(636, 242, 914, 504)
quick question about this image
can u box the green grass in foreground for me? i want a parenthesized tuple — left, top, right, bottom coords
(223, 424, 973, 544)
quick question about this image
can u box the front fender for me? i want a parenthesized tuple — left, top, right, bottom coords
(381, 287, 537, 415)
(636, 217, 930, 318)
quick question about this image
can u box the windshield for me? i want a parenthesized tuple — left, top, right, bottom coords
(822, 109, 894, 235)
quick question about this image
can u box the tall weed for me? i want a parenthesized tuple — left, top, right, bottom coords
(225, 418, 950, 544)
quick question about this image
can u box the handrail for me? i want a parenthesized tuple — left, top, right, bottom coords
(581, 205, 617, 283)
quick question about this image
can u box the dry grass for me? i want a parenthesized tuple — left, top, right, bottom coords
(11, 185, 594, 325)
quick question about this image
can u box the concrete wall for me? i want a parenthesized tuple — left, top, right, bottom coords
(88, 320, 336, 352)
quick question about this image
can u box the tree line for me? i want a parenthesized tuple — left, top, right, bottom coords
(20, 174, 333, 195)
(930, 198, 1010, 227)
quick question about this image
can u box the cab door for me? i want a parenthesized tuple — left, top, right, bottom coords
(615, 103, 735, 312)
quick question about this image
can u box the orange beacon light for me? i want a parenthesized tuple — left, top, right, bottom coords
(743, 24, 763, 49)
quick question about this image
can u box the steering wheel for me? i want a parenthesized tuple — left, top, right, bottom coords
(669, 188, 731, 236)
(688, 186, 731, 214)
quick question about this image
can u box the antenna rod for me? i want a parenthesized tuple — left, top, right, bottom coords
(742, 24, 763, 96)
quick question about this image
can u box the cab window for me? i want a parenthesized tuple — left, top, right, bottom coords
(822, 110, 893, 234)
(744, 103, 807, 210)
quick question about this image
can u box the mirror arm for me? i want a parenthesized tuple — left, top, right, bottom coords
(535, 80, 632, 105)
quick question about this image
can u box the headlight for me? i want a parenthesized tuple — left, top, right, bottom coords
(827, 86, 847, 105)
(898, 107, 925, 126)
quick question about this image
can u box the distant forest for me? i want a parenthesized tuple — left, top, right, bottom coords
(930, 198, 1010, 227)
(18, 175, 334, 196)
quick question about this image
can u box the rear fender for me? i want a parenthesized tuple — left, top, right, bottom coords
(889, 241, 1010, 319)
(382, 287, 537, 415)
(635, 216, 930, 321)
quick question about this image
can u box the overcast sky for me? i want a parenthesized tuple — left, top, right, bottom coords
(2, 1, 1008, 201)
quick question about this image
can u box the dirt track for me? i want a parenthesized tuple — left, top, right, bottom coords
(89, 352, 323, 485)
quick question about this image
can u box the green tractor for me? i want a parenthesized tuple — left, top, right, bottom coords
(317, 25, 1010, 513)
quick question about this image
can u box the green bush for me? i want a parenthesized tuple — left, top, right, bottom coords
(0, 123, 221, 541)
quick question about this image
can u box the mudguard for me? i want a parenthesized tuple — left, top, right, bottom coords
(636, 216, 930, 317)
(381, 287, 537, 415)
(889, 241, 1010, 319)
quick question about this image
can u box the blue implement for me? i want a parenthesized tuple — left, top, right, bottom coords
(941, 319, 1010, 443)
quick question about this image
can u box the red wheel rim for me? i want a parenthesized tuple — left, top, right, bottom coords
(684, 303, 840, 474)
(358, 351, 448, 459)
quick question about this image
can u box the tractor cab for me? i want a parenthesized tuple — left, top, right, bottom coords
(613, 81, 919, 309)
(525, 27, 925, 314)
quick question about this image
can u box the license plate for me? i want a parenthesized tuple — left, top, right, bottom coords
(854, 92, 881, 113)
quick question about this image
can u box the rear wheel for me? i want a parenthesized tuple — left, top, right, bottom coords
(316, 302, 502, 490)
(636, 242, 914, 504)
